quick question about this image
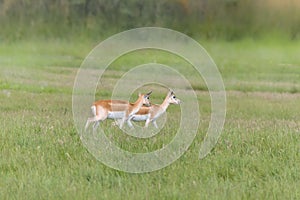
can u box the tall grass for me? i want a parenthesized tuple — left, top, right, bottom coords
(1, 37, 300, 199)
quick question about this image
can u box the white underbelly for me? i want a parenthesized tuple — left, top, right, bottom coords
(107, 111, 125, 119)
(131, 114, 149, 121)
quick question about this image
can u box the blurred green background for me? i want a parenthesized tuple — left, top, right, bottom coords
(1, 0, 300, 42)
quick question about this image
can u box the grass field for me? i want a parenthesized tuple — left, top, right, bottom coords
(1, 38, 300, 199)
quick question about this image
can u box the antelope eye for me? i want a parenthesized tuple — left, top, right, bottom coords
(173, 96, 176, 98)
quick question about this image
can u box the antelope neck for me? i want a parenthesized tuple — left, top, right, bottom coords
(160, 97, 170, 111)
(132, 96, 144, 109)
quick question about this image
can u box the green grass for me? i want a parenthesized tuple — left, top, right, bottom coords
(1, 38, 300, 199)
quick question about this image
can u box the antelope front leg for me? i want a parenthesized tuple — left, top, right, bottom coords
(119, 117, 126, 129)
(145, 118, 151, 128)
(152, 120, 158, 129)
(127, 116, 134, 129)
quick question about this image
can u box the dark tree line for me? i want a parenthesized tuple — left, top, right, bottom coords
(1, 0, 300, 41)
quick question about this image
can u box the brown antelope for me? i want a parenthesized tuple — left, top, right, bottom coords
(129, 90, 181, 128)
(85, 91, 152, 130)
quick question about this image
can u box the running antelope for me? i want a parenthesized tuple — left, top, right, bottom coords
(85, 91, 152, 130)
(130, 90, 181, 128)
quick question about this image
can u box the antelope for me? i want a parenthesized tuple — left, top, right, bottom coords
(85, 91, 152, 130)
(115, 90, 180, 128)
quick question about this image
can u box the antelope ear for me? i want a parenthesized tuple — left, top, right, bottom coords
(146, 91, 152, 96)
(169, 90, 174, 96)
